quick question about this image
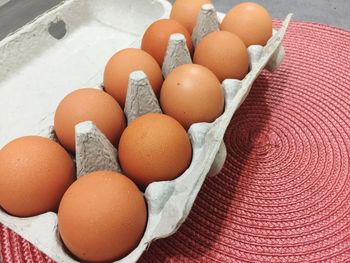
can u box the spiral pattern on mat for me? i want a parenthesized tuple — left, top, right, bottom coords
(0, 224, 54, 263)
(1, 22, 350, 263)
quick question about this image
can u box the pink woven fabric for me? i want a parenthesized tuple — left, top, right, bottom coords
(1, 21, 350, 262)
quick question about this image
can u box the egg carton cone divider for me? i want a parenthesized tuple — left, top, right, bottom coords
(0, 0, 293, 260)
(75, 121, 121, 178)
(124, 70, 163, 124)
(162, 33, 192, 78)
(192, 4, 220, 47)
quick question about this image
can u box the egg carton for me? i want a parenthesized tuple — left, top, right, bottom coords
(0, 0, 292, 262)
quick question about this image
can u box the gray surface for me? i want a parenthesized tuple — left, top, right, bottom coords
(0, 0, 349, 41)
(0, 0, 61, 40)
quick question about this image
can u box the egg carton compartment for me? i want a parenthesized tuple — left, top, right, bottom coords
(0, 0, 292, 262)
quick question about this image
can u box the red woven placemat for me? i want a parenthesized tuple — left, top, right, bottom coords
(1, 21, 350, 263)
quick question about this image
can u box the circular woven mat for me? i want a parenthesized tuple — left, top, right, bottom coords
(1, 21, 350, 262)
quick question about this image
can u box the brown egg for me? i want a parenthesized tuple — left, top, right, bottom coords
(193, 31, 249, 81)
(118, 113, 192, 190)
(141, 19, 193, 66)
(104, 48, 163, 108)
(54, 88, 126, 153)
(0, 136, 75, 217)
(170, 0, 212, 33)
(221, 2, 273, 46)
(58, 171, 147, 262)
(160, 64, 224, 130)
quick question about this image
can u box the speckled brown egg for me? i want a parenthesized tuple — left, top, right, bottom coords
(58, 171, 147, 262)
(54, 88, 126, 153)
(104, 48, 163, 108)
(160, 64, 224, 130)
(221, 2, 273, 46)
(193, 31, 249, 81)
(170, 0, 212, 33)
(141, 19, 193, 66)
(0, 136, 75, 217)
(118, 113, 192, 190)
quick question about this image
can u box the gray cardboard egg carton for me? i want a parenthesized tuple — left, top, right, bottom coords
(0, 2, 292, 262)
